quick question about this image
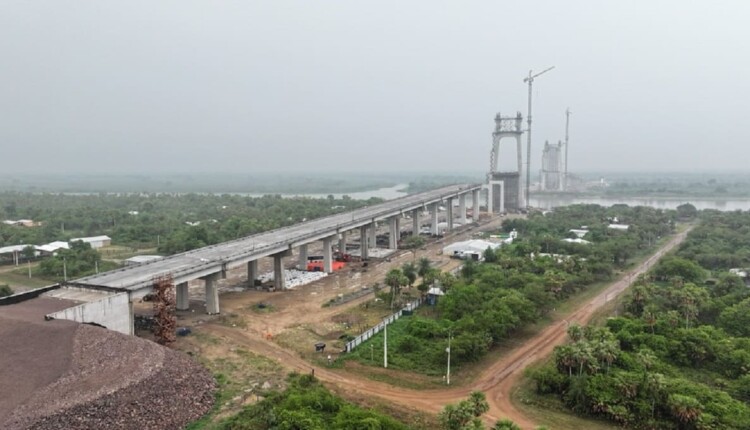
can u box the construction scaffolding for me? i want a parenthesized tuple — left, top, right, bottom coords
(152, 274, 176, 345)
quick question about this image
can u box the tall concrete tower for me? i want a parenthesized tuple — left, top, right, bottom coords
(487, 112, 524, 213)
(540, 140, 564, 191)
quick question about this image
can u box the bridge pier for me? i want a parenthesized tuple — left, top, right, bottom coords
(388, 216, 398, 249)
(204, 274, 220, 315)
(176, 282, 190, 310)
(412, 209, 420, 235)
(298, 244, 308, 270)
(338, 231, 347, 254)
(447, 198, 454, 232)
(430, 203, 439, 235)
(323, 235, 335, 273)
(247, 260, 258, 287)
(273, 251, 291, 290)
(369, 221, 377, 248)
(472, 189, 480, 221)
(459, 194, 467, 224)
(359, 225, 368, 259)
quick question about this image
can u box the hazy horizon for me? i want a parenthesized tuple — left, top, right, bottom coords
(2, 2, 749, 175)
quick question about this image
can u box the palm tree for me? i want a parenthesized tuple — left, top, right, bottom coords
(417, 257, 432, 277)
(668, 394, 703, 424)
(384, 269, 408, 310)
(492, 419, 521, 430)
(401, 262, 417, 287)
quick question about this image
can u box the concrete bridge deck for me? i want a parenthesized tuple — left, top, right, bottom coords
(75, 184, 482, 299)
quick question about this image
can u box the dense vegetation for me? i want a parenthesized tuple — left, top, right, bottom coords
(530, 210, 750, 429)
(216, 373, 408, 430)
(0, 192, 377, 252)
(348, 204, 675, 374)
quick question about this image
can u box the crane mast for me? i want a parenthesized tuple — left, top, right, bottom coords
(523, 66, 554, 209)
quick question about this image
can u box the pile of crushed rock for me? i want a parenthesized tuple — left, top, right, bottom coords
(1, 318, 216, 430)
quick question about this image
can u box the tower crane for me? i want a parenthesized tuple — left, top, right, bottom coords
(523, 66, 555, 209)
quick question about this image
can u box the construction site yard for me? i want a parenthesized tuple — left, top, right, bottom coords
(163, 215, 509, 427)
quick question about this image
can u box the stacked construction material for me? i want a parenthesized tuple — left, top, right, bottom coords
(1, 317, 216, 430)
(258, 269, 328, 289)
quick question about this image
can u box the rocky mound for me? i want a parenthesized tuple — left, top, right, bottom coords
(1, 319, 216, 430)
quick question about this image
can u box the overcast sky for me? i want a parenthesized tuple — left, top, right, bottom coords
(1, 1, 749, 175)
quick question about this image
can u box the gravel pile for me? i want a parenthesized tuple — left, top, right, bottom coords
(1, 320, 216, 430)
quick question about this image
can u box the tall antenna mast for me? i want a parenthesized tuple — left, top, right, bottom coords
(564, 108, 571, 190)
(523, 66, 554, 209)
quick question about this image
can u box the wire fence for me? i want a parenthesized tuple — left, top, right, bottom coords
(344, 298, 422, 353)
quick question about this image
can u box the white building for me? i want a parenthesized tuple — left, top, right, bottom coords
(70, 235, 112, 249)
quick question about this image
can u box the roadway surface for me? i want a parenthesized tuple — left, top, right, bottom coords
(75, 184, 480, 292)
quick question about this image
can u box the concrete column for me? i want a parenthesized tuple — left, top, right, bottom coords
(298, 244, 308, 269)
(176, 282, 190, 310)
(459, 194, 467, 224)
(359, 225, 369, 259)
(323, 235, 334, 273)
(338, 231, 347, 254)
(472, 189, 480, 221)
(447, 198, 454, 232)
(395, 216, 401, 242)
(412, 209, 420, 235)
(487, 185, 493, 214)
(430, 203, 439, 235)
(388, 216, 398, 249)
(128, 300, 134, 335)
(247, 260, 258, 286)
(273, 253, 286, 290)
(204, 274, 220, 315)
(369, 221, 377, 248)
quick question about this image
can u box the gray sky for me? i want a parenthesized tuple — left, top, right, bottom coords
(1, 1, 749, 175)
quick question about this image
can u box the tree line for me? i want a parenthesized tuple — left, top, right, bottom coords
(530, 209, 750, 429)
(348, 204, 676, 374)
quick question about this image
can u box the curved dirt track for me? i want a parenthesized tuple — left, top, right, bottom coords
(207, 227, 692, 429)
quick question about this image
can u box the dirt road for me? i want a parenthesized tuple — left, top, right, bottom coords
(199, 225, 692, 429)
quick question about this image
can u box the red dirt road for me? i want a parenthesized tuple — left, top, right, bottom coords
(205, 227, 692, 429)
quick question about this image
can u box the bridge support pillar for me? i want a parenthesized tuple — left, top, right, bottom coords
(447, 198, 454, 232)
(472, 189, 480, 221)
(323, 235, 335, 273)
(359, 225, 369, 259)
(430, 203, 439, 236)
(128, 299, 134, 335)
(338, 231, 347, 254)
(204, 274, 220, 315)
(176, 282, 190, 310)
(412, 209, 420, 235)
(369, 221, 377, 248)
(458, 194, 467, 225)
(247, 260, 259, 286)
(388, 216, 398, 249)
(298, 244, 308, 270)
(273, 252, 289, 290)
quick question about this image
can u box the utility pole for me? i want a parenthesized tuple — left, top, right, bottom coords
(523, 66, 555, 209)
(564, 108, 571, 190)
(63, 256, 67, 282)
(446, 330, 452, 385)
(383, 323, 388, 368)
